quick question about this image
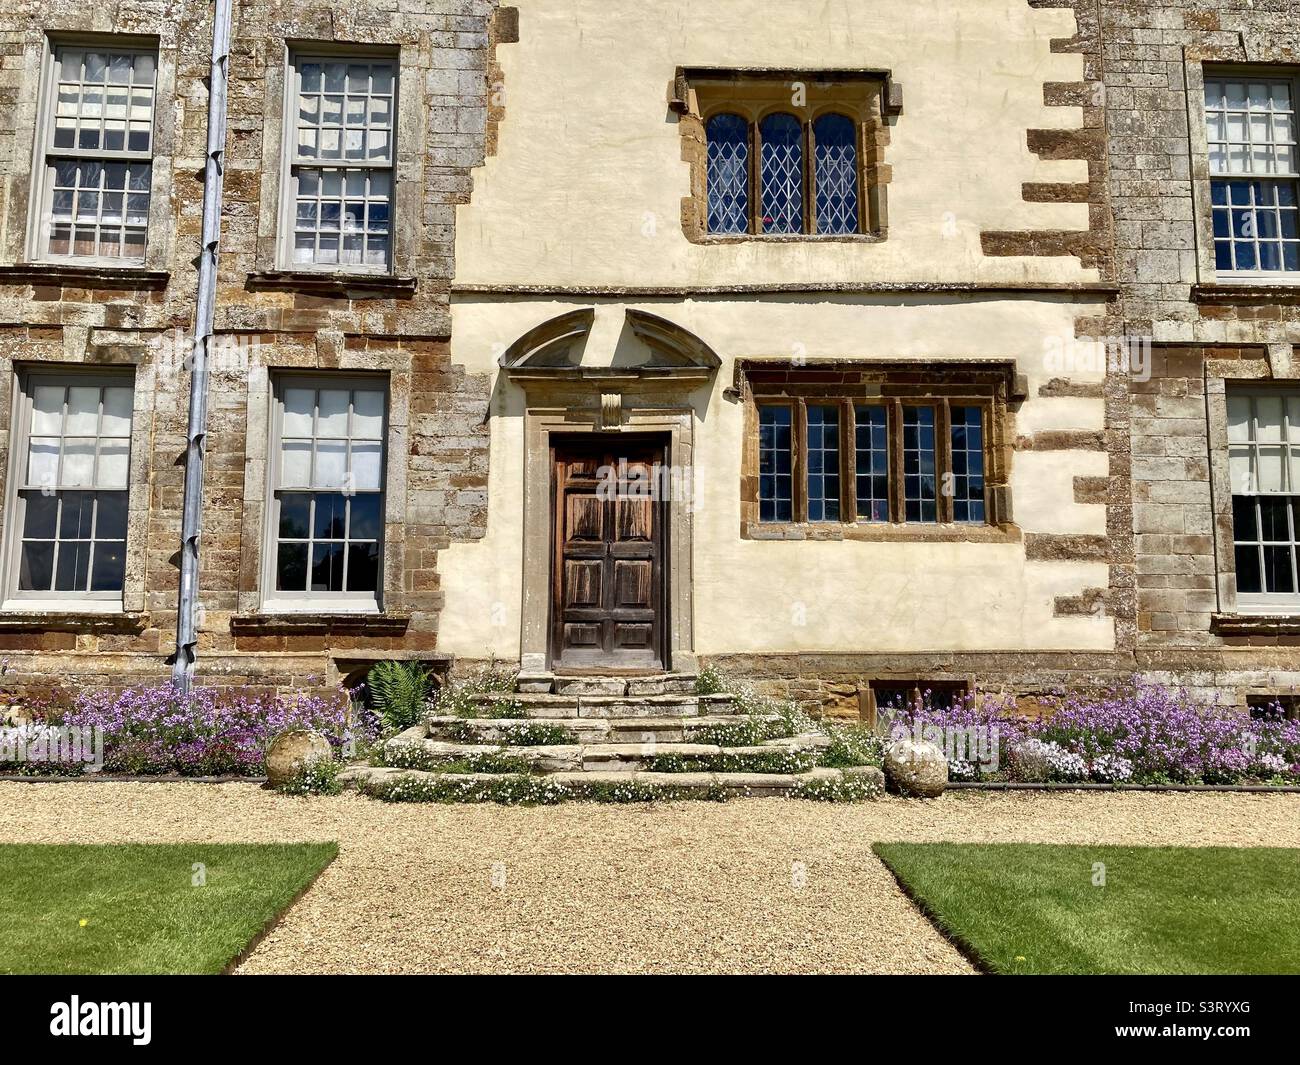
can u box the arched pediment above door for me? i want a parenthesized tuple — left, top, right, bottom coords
(500, 308, 719, 382)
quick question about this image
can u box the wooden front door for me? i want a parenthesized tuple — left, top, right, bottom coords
(552, 437, 666, 671)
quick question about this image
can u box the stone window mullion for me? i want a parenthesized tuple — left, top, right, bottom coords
(840, 397, 856, 522)
(793, 398, 809, 523)
(937, 398, 954, 525)
(804, 117, 816, 235)
(887, 398, 904, 524)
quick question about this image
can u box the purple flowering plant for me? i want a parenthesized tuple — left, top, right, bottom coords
(884, 681, 1300, 785)
(22, 682, 371, 776)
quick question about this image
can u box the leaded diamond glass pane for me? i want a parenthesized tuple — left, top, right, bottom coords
(706, 113, 749, 234)
(814, 113, 860, 234)
(759, 113, 804, 234)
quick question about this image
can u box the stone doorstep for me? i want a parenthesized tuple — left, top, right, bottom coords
(551, 674, 699, 697)
(551, 677, 628, 696)
(464, 692, 717, 706)
(480, 696, 709, 720)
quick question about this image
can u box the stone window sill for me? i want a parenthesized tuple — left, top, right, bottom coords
(741, 521, 1020, 544)
(0, 610, 149, 634)
(245, 270, 417, 298)
(0, 263, 169, 290)
(1210, 613, 1300, 636)
(1191, 283, 1300, 305)
(229, 612, 411, 637)
(696, 233, 885, 245)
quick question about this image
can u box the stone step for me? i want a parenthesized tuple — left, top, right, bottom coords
(546, 674, 699, 697)
(343, 764, 849, 799)
(579, 740, 814, 772)
(425, 713, 781, 744)
(461, 691, 734, 719)
(382, 735, 821, 775)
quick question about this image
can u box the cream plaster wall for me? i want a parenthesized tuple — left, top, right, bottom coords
(436, 297, 1116, 660)
(457, 0, 1094, 288)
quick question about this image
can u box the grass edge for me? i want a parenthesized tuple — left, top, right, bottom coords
(218, 841, 339, 975)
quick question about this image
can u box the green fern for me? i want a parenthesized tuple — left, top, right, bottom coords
(367, 661, 435, 732)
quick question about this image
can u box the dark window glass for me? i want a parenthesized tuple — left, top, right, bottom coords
(90, 542, 125, 592)
(349, 493, 382, 540)
(23, 494, 57, 539)
(313, 492, 348, 539)
(347, 542, 380, 591)
(54, 539, 91, 591)
(1263, 545, 1296, 593)
(279, 493, 311, 538)
(96, 492, 128, 540)
(277, 542, 308, 591)
(311, 542, 345, 592)
(1210, 177, 1300, 275)
(17, 489, 127, 594)
(19, 541, 54, 591)
(1232, 493, 1300, 596)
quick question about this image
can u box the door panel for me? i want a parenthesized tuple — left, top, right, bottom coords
(552, 438, 665, 670)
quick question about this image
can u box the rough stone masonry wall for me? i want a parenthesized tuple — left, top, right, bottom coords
(1098, 0, 1300, 707)
(0, 1, 504, 697)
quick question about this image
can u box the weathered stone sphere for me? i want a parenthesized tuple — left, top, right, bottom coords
(265, 728, 334, 786)
(884, 739, 948, 798)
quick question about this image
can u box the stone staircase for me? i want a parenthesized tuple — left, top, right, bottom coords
(342, 673, 883, 800)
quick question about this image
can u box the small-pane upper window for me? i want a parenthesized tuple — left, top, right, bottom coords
(1228, 390, 1300, 604)
(1206, 76, 1300, 273)
(10, 375, 134, 600)
(286, 54, 396, 270)
(36, 43, 157, 262)
(269, 379, 387, 606)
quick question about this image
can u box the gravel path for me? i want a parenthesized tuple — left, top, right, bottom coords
(2, 783, 1297, 974)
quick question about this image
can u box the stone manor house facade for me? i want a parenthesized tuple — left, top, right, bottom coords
(0, 0, 1298, 719)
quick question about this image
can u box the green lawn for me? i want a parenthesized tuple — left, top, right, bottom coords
(0, 843, 337, 974)
(873, 843, 1300, 975)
